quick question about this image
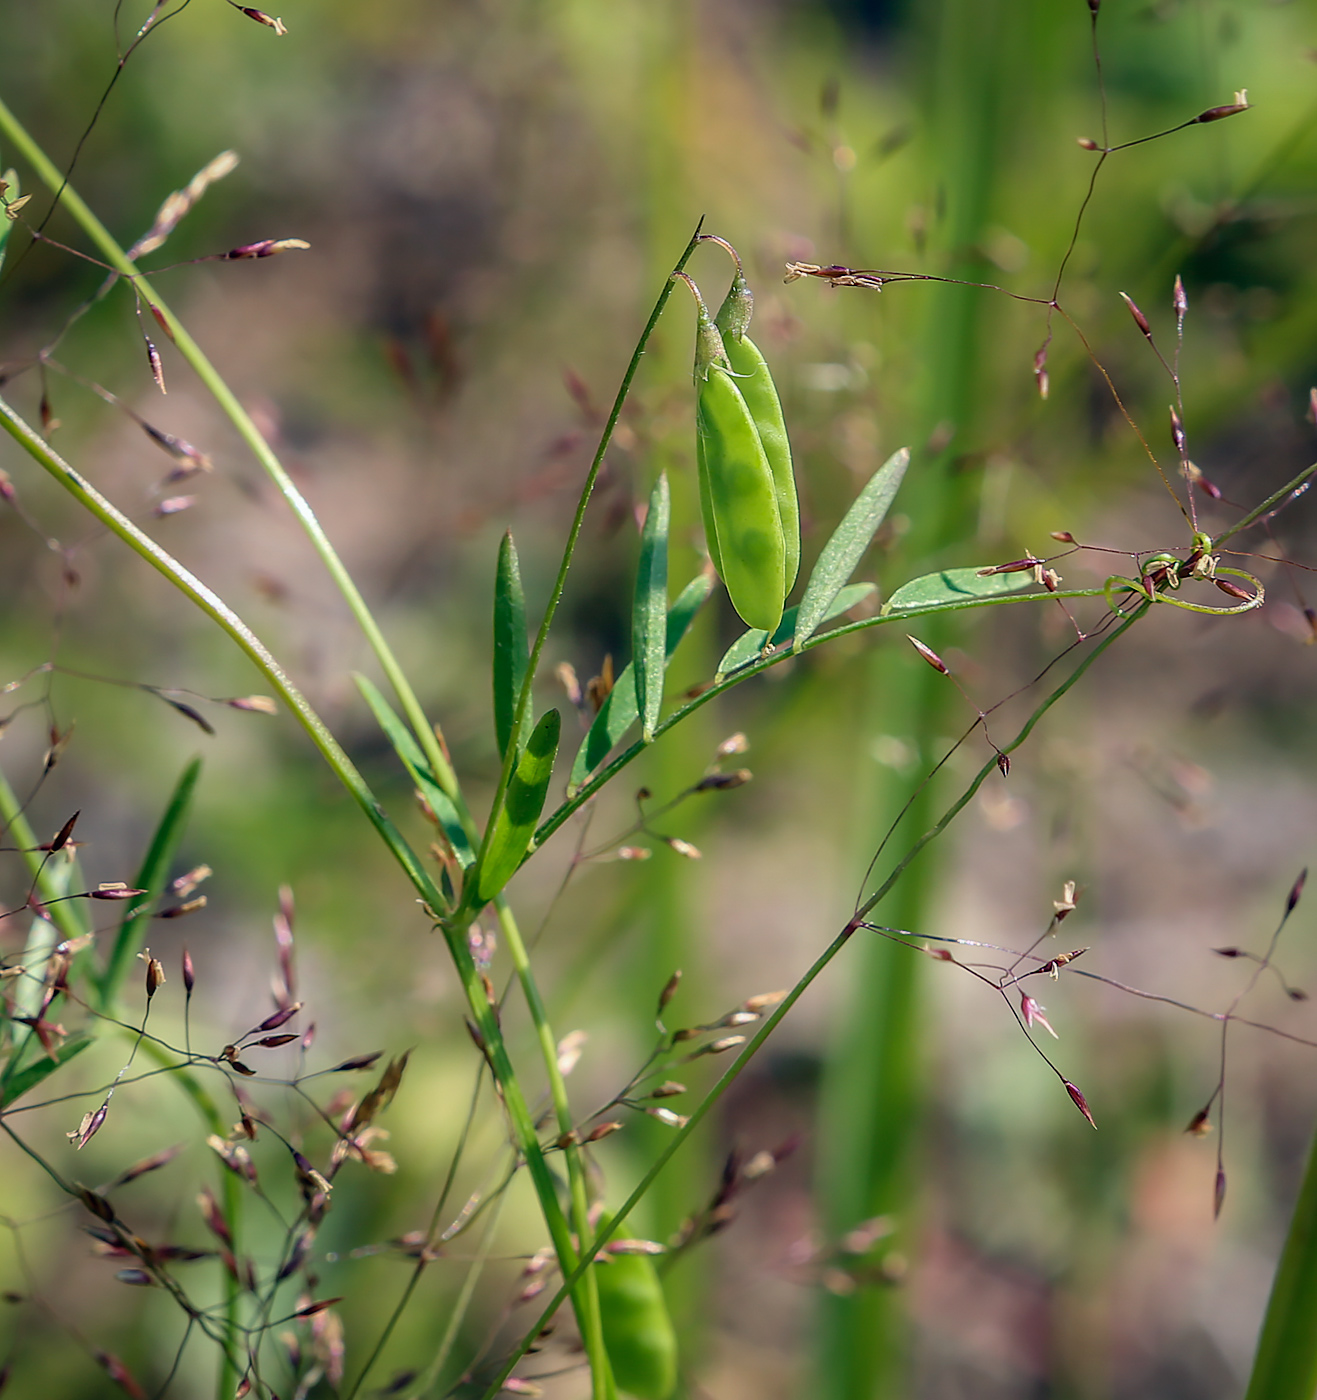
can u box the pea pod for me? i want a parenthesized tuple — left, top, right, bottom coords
(685, 281, 786, 633)
(593, 1212, 678, 1400)
(697, 365, 786, 632)
(715, 267, 800, 593)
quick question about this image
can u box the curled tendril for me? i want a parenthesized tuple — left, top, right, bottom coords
(1104, 565, 1263, 617)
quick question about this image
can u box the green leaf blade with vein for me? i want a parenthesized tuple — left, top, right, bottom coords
(494, 531, 531, 761)
(716, 583, 876, 678)
(354, 674, 474, 868)
(633, 473, 670, 744)
(475, 708, 561, 905)
(882, 565, 1036, 614)
(1, 1036, 91, 1107)
(568, 571, 715, 792)
(792, 447, 909, 652)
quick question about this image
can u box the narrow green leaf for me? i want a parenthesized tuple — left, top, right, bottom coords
(1, 1036, 92, 1108)
(633, 473, 670, 743)
(96, 756, 202, 1009)
(493, 531, 530, 760)
(475, 709, 560, 905)
(569, 572, 715, 792)
(792, 447, 909, 653)
(1244, 1121, 1317, 1400)
(716, 582, 876, 679)
(354, 675, 474, 867)
(882, 565, 1036, 614)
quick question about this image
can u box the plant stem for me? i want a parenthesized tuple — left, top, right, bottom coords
(493, 899, 614, 1400)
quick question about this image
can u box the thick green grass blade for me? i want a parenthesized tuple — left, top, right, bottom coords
(96, 756, 202, 1009)
(792, 448, 909, 652)
(0, 168, 16, 278)
(633, 473, 670, 743)
(494, 531, 531, 760)
(474, 708, 560, 905)
(715, 582, 876, 679)
(354, 674, 474, 867)
(882, 564, 1034, 613)
(0, 1036, 92, 1107)
(568, 571, 714, 792)
(1245, 1122, 1317, 1400)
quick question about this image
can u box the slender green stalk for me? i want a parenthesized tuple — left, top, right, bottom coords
(1244, 1120, 1317, 1400)
(493, 896, 615, 1400)
(1213, 460, 1317, 547)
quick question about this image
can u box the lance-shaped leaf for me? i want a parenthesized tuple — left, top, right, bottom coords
(354, 675, 473, 867)
(1, 1036, 92, 1108)
(569, 572, 715, 792)
(633, 473, 670, 743)
(716, 582, 876, 679)
(493, 531, 531, 760)
(792, 447, 909, 652)
(882, 565, 1036, 615)
(96, 756, 201, 1009)
(474, 708, 560, 905)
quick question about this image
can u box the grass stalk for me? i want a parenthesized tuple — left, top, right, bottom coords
(813, 1, 1026, 1388)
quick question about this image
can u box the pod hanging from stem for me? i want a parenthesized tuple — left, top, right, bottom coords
(674, 270, 787, 634)
(702, 234, 800, 594)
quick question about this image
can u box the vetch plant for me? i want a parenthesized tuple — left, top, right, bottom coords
(0, 5, 1316, 1398)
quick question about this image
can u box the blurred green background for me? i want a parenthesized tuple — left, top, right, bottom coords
(3, 1, 1317, 1396)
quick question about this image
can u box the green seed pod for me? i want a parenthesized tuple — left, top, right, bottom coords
(715, 268, 800, 594)
(690, 292, 786, 634)
(698, 368, 786, 633)
(593, 1212, 678, 1400)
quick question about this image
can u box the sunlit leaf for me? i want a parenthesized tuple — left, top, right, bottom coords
(633, 472, 670, 743)
(474, 708, 560, 904)
(792, 447, 908, 652)
(882, 565, 1036, 614)
(1, 1036, 92, 1107)
(493, 531, 530, 760)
